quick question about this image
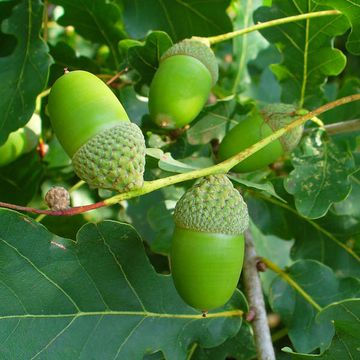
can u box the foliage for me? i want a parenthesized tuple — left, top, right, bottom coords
(0, 0, 359, 359)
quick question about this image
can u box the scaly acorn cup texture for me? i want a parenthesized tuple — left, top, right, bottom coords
(148, 39, 218, 129)
(48, 70, 146, 192)
(72, 122, 146, 192)
(218, 103, 304, 173)
(171, 175, 249, 312)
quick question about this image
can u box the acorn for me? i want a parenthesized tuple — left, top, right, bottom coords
(218, 103, 304, 172)
(48, 70, 146, 192)
(0, 113, 41, 167)
(148, 39, 218, 129)
(171, 174, 249, 311)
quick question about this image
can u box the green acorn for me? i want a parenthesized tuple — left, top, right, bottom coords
(218, 103, 304, 172)
(148, 39, 218, 129)
(48, 70, 146, 192)
(171, 174, 249, 311)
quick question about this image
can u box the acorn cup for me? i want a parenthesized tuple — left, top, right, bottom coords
(148, 39, 218, 129)
(170, 174, 249, 312)
(48, 70, 146, 192)
(218, 103, 304, 173)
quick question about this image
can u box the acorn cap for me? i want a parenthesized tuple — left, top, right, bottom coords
(261, 103, 304, 152)
(173, 175, 249, 236)
(72, 122, 146, 192)
(161, 39, 218, 86)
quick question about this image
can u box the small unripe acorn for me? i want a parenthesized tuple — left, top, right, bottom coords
(148, 39, 218, 129)
(0, 113, 41, 167)
(45, 186, 70, 211)
(218, 103, 304, 173)
(171, 174, 249, 312)
(48, 70, 146, 192)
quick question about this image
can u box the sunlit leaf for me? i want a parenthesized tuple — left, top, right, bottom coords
(254, 1, 349, 108)
(285, 130, 355, 219)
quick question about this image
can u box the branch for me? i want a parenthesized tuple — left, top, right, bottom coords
(323, 118, 360, 135)
(1, 94, 360, 216)
(243, 230, 275, 360)
(204, 10, 341, 45)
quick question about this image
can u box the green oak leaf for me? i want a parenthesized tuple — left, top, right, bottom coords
(322, 77, 360, 124)
(0, 210, 247, 359)
(253, 1, 349, 108)
(284, 299, 360, 358)
(49, 41, 100, 82)
(269, 260, 360, 353)
(0, 0, 17, 57)
(0, 151, 44, 205)
(52, 0, 125, 67)
(247, 193, 360, 278)
(0, 0, 52, 145)
(123, 0, 232, 41)
(192, 323, 256, 360)
(119, 31, 173, 92)
(284, 130, 355, 219)
(313, 0, 360, 55)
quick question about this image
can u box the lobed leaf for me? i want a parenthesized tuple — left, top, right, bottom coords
(0, 0, 52, 145)
(269, 260, 360, 353)
(0, 210, 246, 359)
(193, 322, 256, 360)
(284, 299, 360, 358)
(313, 0, 360, 55)
(247, 193, 360, 278)
(284, 130, 355, 219)
(253, 0, 349, 108)
(119, 31, 173, 92)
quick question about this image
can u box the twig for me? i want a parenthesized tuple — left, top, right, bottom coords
(0, 94, 360, 217)
(321, 118, 360, 135)
(205, 10, 341, 45)
(106, 68, 129, 85)
(243, 230, 275, 360)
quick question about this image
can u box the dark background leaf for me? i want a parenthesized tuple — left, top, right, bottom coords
(119, 31, 173, 93)
(51, 0, 125, 68)
(123, 0, 233, 41)
(0, 0, 52, 145)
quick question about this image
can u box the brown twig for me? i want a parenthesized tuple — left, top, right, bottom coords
(106, 68, 129, 85)
(243, 230, 275, 360)
(0, 201, 106, 216)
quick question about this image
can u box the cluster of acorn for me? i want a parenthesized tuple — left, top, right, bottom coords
(0, 39, 303, 312)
